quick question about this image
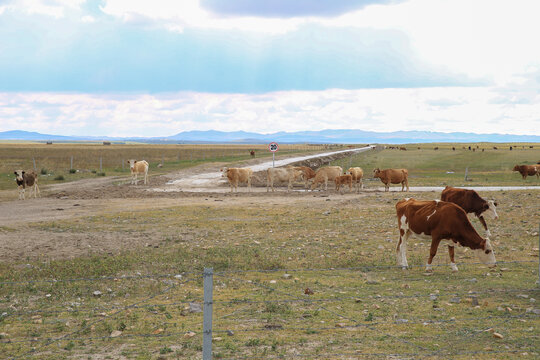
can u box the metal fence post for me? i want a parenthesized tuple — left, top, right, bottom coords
(203, 268, 213, 360)
(537, 223, 539, 286)
(70, 156, 73, 170)
(464, 167, 469, 181)
(32, 157, 37, 171)
(99, 157, 103, 172)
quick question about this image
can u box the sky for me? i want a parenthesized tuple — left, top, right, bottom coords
(0, 0, 539, 137)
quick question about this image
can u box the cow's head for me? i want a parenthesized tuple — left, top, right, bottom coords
(512, 165, 520, 172)
(481, 200, 499, 220)
(372, 168, 381, 178)
(127, 159, 137, 169)
(476, 238, 496, 267)
(220, 168, 227, 177)
(14, 170, 24, 181)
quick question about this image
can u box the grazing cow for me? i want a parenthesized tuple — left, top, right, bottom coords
(266, 167, 303, 192)
(493, 146, 498, 150)
(441, 187, 498, 237)
(127, 160, 149, 185)
(347, 167, 364, 193)
(400, 147, 407, 151)
(434, 147, 439, 150)
(452, 147, 456, 151)
(250, 150, 255, 158)
(373, 168, 409, 192)
(396, 198, 496, 272)
(293, 166, 317, 188)
(335, 174, 353, 193)
(14, 170, 40, 200)
(513, 164, 539, 179)
(221, 167, 253, 192)
(311, 166, 343, 191)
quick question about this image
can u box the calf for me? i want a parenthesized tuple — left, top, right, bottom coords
(221, 167, 253, 192)
(347, 167, 364, 193)
(311, 166, 343, 191)
(14, 170, 40, 200)
(293, 166, 316, 188)
(513, 164, 539, 179)
(266, 167, 303, 192)
(127, 160, 149, 185)
(396, 198, 496, 272)
(441, 186, 498, 237)
(373, 168, 409, 192)
(335, 174, 353, 193)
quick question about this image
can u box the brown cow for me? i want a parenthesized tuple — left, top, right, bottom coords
(347, 167, 364, 193)
(311, 166, 343, 191)
(14, 170, 40, 200)
(293, 166, 316, 188)
(512, 164, 539, 179)
(441, 187, 498, 237)
(221, 167, 253, 192)
(373, 168, 409, 192)
(335, 174, 353, 193)
(396, 198, 496, 272)
(266, 167, 303, 192)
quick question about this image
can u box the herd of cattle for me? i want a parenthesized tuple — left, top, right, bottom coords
(220, 162, 539, 193)
(11, 155, 539, 272)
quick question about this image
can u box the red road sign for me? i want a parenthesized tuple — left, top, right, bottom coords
(268, 142, 279, 152)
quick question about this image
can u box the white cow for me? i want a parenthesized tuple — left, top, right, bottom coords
(266, 167, 303, 192)
(127, 160, 149, 185)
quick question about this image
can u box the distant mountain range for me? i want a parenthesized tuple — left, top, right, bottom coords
(1, 129, 539, 144)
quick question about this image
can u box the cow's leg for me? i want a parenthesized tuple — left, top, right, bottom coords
(404, 179, 409, 192)
(426, 241, 439, 272)
(144, 172, 148, 185)
(448, 245, 458, 272)
(34, 183, 40, 198)
(324, 178, 328, 191)
(397, 229, 409, 269)
(385, 183, 389, 192)
(477, 215, 491, 237)
(18, 185, 24, 200)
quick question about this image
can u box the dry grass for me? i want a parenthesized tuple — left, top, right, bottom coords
(0, 190, 538, 359)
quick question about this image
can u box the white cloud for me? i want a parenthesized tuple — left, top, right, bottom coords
(8, 0, 85, 18)
(1, 87, 538, 137)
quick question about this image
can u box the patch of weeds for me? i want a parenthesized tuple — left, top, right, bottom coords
(264, 302, 292, 315)
(54, 175, 65, 181)
(245, 338, 261, 347)
(91, 170, 97, 174)
(159, 346, 173, 354)
(117, 322, 126, 331)
(64, 341, 75, 351)
(40, 168, 47, 175)
(365, 313, 374, 322)
(97, 172, 106, 176)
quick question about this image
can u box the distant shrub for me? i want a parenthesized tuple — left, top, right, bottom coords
(54, 175, 65, 181)
(97, 172, 106, 176)
(91, 170, 97, 174)
(69, 169, 76, 174)
(40, 168, 47, 175)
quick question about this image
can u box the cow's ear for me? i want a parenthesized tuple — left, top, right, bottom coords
(22, 171, 25, 175)
(493, 202, 498, 207)
(14, 171, 17, 175)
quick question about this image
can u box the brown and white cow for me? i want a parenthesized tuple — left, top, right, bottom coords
(127, 159, 149, 185)
(14, 170, 40, 200)
(396, 198, 496, 272)
(221, 167, 253, 192)
(335, 174, 353, 193)
(441, 186, 498, 237)
(310, 166, 343, 191)
(347, 167, 364, 193)
(512, 164, 539, 179)
(373, 168, 409, 192)
(293, 166, 316, 188)
(266, 167, 303, 192)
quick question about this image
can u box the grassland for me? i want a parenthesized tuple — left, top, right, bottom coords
(0, 143, 340, 191)
(0, 143, 539, 359)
